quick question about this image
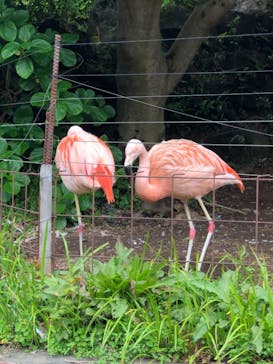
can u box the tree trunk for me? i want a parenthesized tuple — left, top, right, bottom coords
(116, 0, 236, 143)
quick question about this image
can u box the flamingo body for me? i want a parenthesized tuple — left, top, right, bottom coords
(55, 125, 115, 203)
(124, 138, 244, 270)
(55, 125, 115, 255)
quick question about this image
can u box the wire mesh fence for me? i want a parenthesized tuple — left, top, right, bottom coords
(0, 30, 273, 273)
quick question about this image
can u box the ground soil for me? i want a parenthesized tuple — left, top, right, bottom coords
(21, 159, 273, 274)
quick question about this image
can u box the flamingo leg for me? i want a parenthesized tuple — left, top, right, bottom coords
(74, 193, 83, 256)
(184, 202, 196, 271)
(196, 197, 215, 271)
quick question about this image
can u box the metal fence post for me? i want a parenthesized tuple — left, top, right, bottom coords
(39, 34, 61, 274)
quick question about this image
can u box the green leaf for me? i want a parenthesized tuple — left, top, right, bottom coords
(31, 52, 51, 67)
(10, 141, 29, 155)
(60, 48, 77, 67)
(18, 77, 36, 91)
(13, 105, 33, 124)
(0, 20, 17, 41)
(1, 41, 21, 59)
(57, 80, 72, 94)
(56, 203, 66, 214)
(7, 157, 23, 171)
(30, 92, 49, 107)
(1, 190, 11, 203)
(18, 24, 36, 42)
(0, 137, 8, 155)
(16, 58, 34, 79)
(111, 297, 128, 318)
(63, 93, 83, 115)
(61, 33, 79, 44)
(29, 147, 43, 162)
(4, 180, 21, 195)
(30, 38, 52, 53)
(89, 105, 107, 123)
(55, 101, 67, 122)
(193, 317, 208, 342)
(79, 194, 92, 211)
(56, 216, 67, 230)
(12, 10, 29, 26)
(15, 173, 30, 186)
(103, 104, 116, 119)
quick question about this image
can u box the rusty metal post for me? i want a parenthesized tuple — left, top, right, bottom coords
(39, 34, 61, 274)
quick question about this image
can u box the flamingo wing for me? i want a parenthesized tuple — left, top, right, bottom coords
(55, 127, 115, 202)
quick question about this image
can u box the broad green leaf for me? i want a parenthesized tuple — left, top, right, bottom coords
(63, 93, 83, 115)
(193, 317, 208, 342)
(30, 92, 49, 107)
(0, 20, 17, 41)
(55, 101, 67, 122)
(79, 195, 92, 211)
(111, 297, 128, 318)
(15, 173, 30, 186)
(6, 157, 23, 171)
(29, 126, 44, 140)
(57, 80, 72, 94)
(76, 88, 95, 100)
(18, 24, 36, 42)
(9, 141, 30, 155)
(60, 48, 77, 67)
(16, 58, 34, 79)
(29, 147, 43, 162)
(66, 114, 83, 125)
(31, 53, 51, 67)
(110, 145, 123, 163)
(103, 104, 116, 119)
(1, 190, 11, 203)
(56, 216, 67, 230)
(1, 41, 21, 59)
(30, 38, 52, 53)
(18, 77, 36, 91)
(38, 73, 51, 91)
(0, 160, 8, 170)
(61, 33, 79, 44)
(0, 137, 8, 155)
(96, 96, 106, 108)
(12, 10, 29, 26)
(4, 180, 21, 195)
(56, 202, 66, 214)
(89, 105, 107, 123)
(13, 105, 33, 124)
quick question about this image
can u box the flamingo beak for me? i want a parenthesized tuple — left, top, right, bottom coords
(124, 165, 132, 176)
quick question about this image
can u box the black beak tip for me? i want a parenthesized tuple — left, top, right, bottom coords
(124, 165, 132, 176)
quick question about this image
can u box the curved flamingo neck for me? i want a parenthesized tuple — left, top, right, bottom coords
(134, 146, 165, 202)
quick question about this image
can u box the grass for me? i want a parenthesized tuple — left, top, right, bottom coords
(1, 222, 273, 363)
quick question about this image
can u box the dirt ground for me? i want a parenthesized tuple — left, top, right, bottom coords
(21, 162, 272, 274)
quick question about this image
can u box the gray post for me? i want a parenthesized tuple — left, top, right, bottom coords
(39, 34, 61, 274)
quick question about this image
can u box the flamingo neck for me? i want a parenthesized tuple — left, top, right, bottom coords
(134, 148, 165, 202)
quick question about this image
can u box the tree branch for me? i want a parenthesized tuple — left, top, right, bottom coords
(166, 0, 236, 93)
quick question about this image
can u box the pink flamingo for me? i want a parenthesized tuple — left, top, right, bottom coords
(124, 138, 244, 270)
(55, 126, 115, 255)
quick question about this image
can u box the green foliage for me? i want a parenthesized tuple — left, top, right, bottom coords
(0, 0, 118, 213)
(2, 225, 273, 363)
(15, 0, 94, 32)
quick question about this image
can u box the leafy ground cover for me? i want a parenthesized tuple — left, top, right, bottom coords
(1, 222, 273, 364)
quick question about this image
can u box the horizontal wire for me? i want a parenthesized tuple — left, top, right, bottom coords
(1, 119, 273, 129)
(1, 86, 272, 109)
(59, 74, 273, 139)
(63, 31, 273, 46)
(62, 68, 273, 77)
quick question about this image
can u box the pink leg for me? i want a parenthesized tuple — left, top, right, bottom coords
(184, 202, 196, 271)
(74, 194, 84, 256)
(197, 197, 215, 271)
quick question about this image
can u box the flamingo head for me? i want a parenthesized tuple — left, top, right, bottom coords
(124, 139, 145, 176)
